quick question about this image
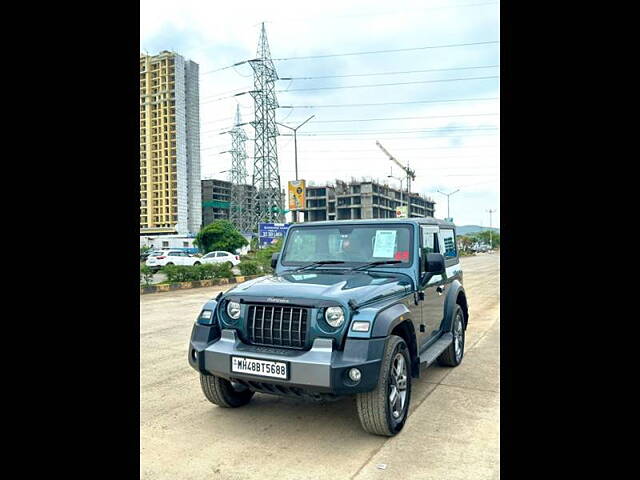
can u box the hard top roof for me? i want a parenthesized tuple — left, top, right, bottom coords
(290, 217, 456, 229)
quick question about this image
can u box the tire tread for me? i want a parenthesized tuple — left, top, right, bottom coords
(356, 335, 407, 436)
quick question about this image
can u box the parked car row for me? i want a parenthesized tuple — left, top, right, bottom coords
(145, 250, 240, 272)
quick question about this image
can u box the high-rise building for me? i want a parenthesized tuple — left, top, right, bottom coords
(140, 51, 201, 236)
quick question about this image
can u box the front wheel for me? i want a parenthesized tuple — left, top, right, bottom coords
(356, 335, 411, 436)
(200, 374, 254, 408)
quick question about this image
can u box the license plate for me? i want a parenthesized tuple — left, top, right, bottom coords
(231, 356, 288, 379)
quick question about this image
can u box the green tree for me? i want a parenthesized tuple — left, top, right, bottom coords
(471, 230, 500, 248)
(194, 220, 248, 254)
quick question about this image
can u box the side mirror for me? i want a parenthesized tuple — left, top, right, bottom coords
(271, 252, 280, 269)
(424, 253, 445, 274)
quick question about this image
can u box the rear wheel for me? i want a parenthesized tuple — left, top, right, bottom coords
(226, 261, 233, 268)
(200, 374, 254, 408)
(437, 304, 465, 367)
(194, 261, 201, 266)
(356, 335, 411, 436)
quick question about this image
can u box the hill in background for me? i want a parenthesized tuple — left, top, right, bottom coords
(456, 225, 500, 236)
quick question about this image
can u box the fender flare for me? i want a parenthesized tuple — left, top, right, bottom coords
(370, 302, 412, 338)
(441, 280, 468, 333)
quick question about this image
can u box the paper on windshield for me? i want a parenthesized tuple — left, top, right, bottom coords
(373, 230, 397, 258)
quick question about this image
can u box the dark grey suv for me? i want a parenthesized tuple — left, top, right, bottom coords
(188, 218, 468, 436)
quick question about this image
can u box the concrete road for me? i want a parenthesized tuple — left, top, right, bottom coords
(140, 253, 499, 480)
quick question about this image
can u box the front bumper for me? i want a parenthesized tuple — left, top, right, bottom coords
(188, 326, 385, 396)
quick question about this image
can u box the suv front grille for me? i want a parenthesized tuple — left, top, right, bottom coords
(246, 305, 309, 349)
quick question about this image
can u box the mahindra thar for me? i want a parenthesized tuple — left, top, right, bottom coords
(188, 218, 468, 436)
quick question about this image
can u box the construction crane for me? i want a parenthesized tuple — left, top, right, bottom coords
(375, 141, 416, 217)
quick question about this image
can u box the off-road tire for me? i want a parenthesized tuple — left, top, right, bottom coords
(437, 304, 465, 367)
(200, 374, 254, 408)
(356, 335, 411, 436)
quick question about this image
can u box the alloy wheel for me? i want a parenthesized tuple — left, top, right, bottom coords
(453, 312, 464, 361)
(389, 352, 408, 420)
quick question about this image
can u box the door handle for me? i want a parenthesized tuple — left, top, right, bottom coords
(436, 286, 445, 295)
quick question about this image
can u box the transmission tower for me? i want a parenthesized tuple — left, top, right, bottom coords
(249, 22, 284, 231)
(227, 105, 252, 233)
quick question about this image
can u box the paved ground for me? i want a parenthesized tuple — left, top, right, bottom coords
(140, 253, 499, 479)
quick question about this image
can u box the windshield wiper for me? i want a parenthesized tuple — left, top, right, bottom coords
(350, 260, 401, 271)
(291, 260, 345, 272)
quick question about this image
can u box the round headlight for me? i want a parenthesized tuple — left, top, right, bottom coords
(325, 306, 345, 328)
(226, 301, 241, 320)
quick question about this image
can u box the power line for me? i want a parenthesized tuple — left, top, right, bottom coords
(295, 126, 498, 136)
(271, 40, 499, 61)
(203, 113, 499, 135)
(284, 112, 499, 124)
(276, 75, 499, 93)
(279, 64, 499, 81)
(280, 96, 499, 109)
(279, 133, 499, 141)
(198, 41, 499, 77)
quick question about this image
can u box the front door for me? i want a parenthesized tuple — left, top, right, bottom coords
(418, 226, 447, 349)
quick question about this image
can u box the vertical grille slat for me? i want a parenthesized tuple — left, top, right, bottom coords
(246, 304, 309, 350)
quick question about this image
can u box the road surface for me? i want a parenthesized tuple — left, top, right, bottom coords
(140, 252, 499, 479)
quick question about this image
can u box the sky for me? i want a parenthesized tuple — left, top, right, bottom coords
(140, 0, 500, 227)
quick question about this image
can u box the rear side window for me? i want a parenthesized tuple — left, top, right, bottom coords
(440, 229, 457, 258)
(168, 251, 182, 256)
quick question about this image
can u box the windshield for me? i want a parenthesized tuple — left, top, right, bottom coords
(281, 224, 413, 267)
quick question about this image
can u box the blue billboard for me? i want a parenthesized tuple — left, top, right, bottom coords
(258, 222, 291, 246)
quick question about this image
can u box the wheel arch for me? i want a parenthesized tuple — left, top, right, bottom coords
(442, 281, 469, 332)
(370, 303, 419, 378)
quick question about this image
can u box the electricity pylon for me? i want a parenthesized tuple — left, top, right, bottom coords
(227, 105, 252, 233)
(249, 22, 283, 231)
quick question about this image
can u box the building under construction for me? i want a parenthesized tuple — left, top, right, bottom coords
(201, 179, 256, 227)
(302, 179, 435, 222)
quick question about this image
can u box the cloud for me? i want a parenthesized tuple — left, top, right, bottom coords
(140, 0, 500, 226)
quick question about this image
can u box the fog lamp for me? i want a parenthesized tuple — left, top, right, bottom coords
(348, 368, 362, 382)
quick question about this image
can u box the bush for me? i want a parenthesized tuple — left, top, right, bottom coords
(161, 263, 234, 283)
(238, 261, 260, 276)
(211, 262, 234, 279)
(140, 264, 154, 286)
(255, 238, 283, 274)
(162, 265, 199, 283)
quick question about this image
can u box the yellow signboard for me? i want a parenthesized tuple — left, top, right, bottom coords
(288, 180, 306, 210)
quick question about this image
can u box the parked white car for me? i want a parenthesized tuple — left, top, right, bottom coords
(200, 251, 240, 267)
(145, 249, 203, 271)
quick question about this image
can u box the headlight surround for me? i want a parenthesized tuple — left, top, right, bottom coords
(324, 306, 345, 328)
(226, 301, 241, 320)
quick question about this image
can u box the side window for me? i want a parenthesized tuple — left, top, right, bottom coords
(216, 252, 226, 257)
(440, 229, 457, 258)
(421, 226, 440, 254)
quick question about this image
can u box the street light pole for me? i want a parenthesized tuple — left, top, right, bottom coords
(437, 189, 460, 220)
(486, 209, 496, 248)
(277, 115, 315, 223)
(277, 115, 315, 181)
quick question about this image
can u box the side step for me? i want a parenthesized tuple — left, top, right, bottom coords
(419, 333, 453, 366)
